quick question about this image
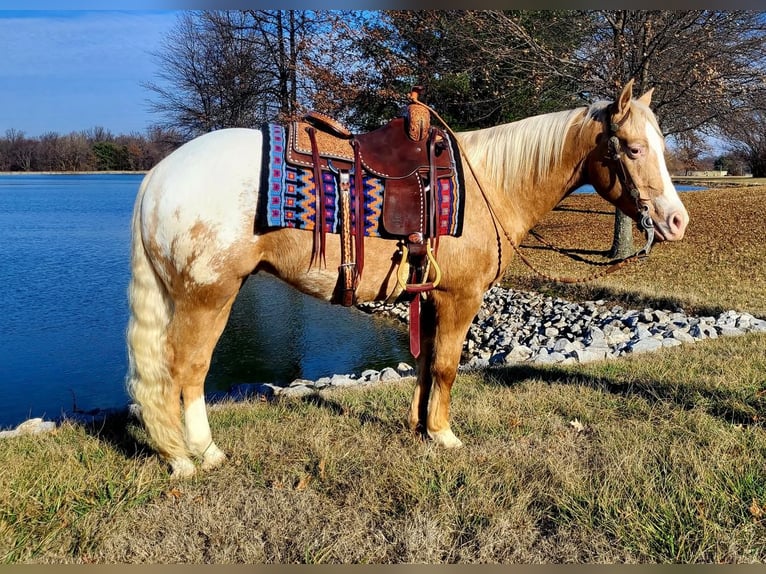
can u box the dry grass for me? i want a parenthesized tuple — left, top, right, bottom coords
(506, 185, 766, 317)
(1, 185, 764, 564)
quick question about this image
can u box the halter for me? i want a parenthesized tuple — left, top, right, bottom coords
(606, 112, 656, 257)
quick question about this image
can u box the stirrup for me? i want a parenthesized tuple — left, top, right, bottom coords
(396, 241, 442, 294)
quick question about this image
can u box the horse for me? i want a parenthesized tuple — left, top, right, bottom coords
(126, 79, 689, 478)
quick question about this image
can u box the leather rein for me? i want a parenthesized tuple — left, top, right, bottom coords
(410, 98, 656, 286)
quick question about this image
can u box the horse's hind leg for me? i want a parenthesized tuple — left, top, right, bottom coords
(165, 285, 241, 477)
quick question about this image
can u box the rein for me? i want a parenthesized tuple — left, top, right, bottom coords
(410, 98, 656, 285)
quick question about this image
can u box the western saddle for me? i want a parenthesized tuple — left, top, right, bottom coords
(284, 88, 461, 356)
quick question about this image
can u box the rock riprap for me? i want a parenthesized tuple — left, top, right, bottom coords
(359, 286, 766, 370)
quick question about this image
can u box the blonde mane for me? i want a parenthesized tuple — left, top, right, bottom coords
(457, 107, 587, 191)
(455, 99, 660, 192)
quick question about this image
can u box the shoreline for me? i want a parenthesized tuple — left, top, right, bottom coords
(2, 284, 764, 436)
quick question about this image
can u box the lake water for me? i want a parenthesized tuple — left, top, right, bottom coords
(0, 174, 410, 429)
(573, 183, 706, 194)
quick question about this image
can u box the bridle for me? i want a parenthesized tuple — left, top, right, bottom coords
(605, 113, 656, 257)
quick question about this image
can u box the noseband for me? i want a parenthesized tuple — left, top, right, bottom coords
(606, 117, 655, 257)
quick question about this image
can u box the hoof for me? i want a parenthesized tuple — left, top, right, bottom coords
(169, 457, 196, 479)
(428, 428, 464, 449)
(200, 444, 227, 470)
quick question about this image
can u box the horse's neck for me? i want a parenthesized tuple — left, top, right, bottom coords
(458, 111, 592, 242)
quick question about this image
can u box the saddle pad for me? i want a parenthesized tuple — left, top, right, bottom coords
(256, 123, 465, 239)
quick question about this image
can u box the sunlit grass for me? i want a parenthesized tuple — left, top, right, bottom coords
(1, 333, 765, 562)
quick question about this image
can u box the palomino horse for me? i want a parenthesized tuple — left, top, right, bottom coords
(126, 79, 689, 477)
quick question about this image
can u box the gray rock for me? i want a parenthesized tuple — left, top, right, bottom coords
(505, 345, 533, 362)
(534, 350, 566, 364)
(290, 378, 314, 387)
(670, 330, 695, 344)
(653, 310, 670, 324)
(469, 357, 490, 369)
(330, 374, 358, 387)
(379, 367, 401, 381)
(604, 325, 631, 346)
(544, 326, 560, 338)
(281, 385, 314, 398)
(342, 288, 765, 398)
(690, 324, 716, 340)
(635, 325, 654, 340)
(628, 338, 663, 354)
(718, 326, 744, 337)
(255, 383, 281, 397)
(585, 326, 606, 344)
(574, 347, 608, 363)
(396, 362, 416, 376)
(553, 338, 576, 353)
(0, 418, 57, 439)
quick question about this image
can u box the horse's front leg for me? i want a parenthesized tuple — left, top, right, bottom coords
(409, 297, 435, 437)
(410, 289, 483, 448)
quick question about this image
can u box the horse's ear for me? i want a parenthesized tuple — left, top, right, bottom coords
(637, 87, 654, 106)
(612, 78, 635, 124)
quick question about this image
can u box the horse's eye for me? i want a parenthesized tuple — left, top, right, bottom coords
(626, 144, 644, 159)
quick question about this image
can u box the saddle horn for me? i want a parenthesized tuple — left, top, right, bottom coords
(406, 86, 430, 142)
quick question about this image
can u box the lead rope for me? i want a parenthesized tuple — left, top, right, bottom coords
(408, 97, 654, 285)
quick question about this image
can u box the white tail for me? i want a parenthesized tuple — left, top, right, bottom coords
(125, 171, 186, 461)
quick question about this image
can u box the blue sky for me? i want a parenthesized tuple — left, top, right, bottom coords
(0, 10, 180, 137)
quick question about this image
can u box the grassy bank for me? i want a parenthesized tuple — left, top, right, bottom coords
(505, 184, 766, 318)
(1, 185, 764, 563)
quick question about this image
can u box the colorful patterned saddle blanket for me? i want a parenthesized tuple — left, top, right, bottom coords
(257, 117, 465, 241)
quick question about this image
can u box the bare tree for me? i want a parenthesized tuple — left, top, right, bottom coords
(2, 129, 34, 171)
(720, 110, 766, 177)
(145, 11, 275, 138)
(458, 11, 766, 257)
(35, 132, 61, 172)
(674, 132, 713, 175)
(320, 11, 766, 256)
(145, 10, 334, 138)
(57, 133, 95, 172)
(243, 10, 318, 120)
(313, 11, 587, 131)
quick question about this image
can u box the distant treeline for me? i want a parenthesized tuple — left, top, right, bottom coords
(0, 127, 183, 172)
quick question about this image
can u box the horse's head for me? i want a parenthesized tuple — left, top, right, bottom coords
(586, 79, 689, 242)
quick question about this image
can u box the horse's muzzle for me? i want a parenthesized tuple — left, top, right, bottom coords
(653, 207, 689, 242)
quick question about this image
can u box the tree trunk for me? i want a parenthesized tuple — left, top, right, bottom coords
(609, 208, 635, 259)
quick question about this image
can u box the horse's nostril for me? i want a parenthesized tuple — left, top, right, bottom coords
(668, 211, 688, 238)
